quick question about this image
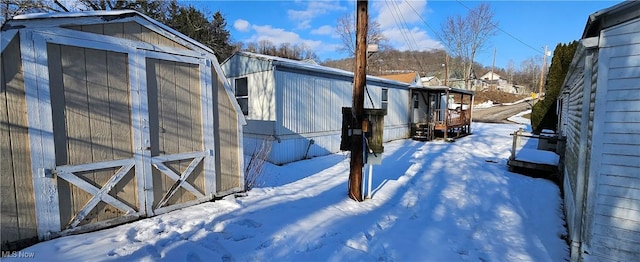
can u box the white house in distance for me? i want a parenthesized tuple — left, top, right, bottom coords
(420, 76, 442, 87)
(476, 72, 518, 93)
(480, 71, 501, 81)
(221, 52, 411, 164)
(557, 1, 640, 261)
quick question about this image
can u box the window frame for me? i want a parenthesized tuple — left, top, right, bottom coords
(234, 77, 249, 116)
(381, 88, 389, 109)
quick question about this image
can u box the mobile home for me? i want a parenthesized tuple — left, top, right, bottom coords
(221, 52, 411, 164)
(558, 2, 640, 261)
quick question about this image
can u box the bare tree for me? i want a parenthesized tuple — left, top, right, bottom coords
(1, 0, 67, 24)
(335, 13, 389, 56)
(240, 39, 318, 61)
(518, 56, 541, 93)
(440, 2, 497, 89)
(506, 59, 516, 84)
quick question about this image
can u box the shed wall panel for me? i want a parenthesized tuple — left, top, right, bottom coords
(215, 76, 242, 193)
(146, 58, 204, 206)
(64, 22, 189, 50)
(1, 35, 38, 246)
(52, 44, 136, 226)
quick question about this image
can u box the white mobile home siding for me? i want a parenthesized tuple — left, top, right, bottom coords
(586, 18, 640, 261)
(222, 52, 410, 164)
(560, 4, 640, 261)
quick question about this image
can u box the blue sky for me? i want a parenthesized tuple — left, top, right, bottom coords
(185, 0, 623, 69)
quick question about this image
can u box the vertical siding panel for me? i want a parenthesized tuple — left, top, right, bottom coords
(61, 45, 94, 226)
(146, 58, 163, 208)
(175, 62, 191, 203)
(216, 76, 240, 193)
(188, 63, 205, 194)
(47, 43, 73, 226)
(8, 36, 38, 240)
(106, 51, 136, 213)
(122, 22, 142, 43)
(85, 48, 117, 222)
(102, 22, 124, 39)
(1, 35, 22, 244)
(81, 24, 103, 35)
(160, 60, 182, 205)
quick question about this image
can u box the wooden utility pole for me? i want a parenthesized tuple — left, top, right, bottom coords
(444, 53, 449, 86)
(348, 0, 368, 202)
(490, 47, 496, 90)
(538, 45, 548, 97)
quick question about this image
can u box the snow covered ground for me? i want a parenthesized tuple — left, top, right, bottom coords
(7, 122, 568, 262)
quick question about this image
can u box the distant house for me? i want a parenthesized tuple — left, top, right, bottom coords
(557, 1, 640, 261)
(477, 72, 516, 93)
(480, 72, 502, 81)
(378, 72, 423, 87)
(420, 76, 442, 87)
(221, 52, 411, 164)
(1, 11, 245, 250)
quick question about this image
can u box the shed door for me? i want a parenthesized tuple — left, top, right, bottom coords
(144, 55, 213, 215)
(48, 43, 142, 229)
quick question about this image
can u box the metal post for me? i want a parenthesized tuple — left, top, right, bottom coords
(367, 164, 373, 199)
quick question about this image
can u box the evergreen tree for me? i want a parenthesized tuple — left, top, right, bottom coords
(531, 41, 579, 132)
(209, 11, 234, 62)
(166, 7, 234, 62)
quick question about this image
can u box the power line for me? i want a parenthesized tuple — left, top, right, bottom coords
(404, 0, 444, 43)
(453, 0, 545, 55)
(384, 0, 427, 74)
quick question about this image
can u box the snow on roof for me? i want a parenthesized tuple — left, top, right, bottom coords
(234, 52, 410, 88)
(421, 76, 436, 82)
(12, 10, 136, 20)
(8, 10, 214, 55)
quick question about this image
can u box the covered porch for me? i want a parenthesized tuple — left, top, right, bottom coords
(410, 86, 474, 141)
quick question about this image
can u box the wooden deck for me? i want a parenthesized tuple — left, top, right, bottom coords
(410, 86, 474, 141)
(507, 128, 563, 184)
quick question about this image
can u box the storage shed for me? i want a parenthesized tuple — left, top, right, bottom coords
(221, 52, 410, 164)
(1, 10, 245, 250)
(557, 2, 640, 261)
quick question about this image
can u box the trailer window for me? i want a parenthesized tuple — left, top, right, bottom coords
(382, 88, 388, 109)
(235, 77, 248, 115)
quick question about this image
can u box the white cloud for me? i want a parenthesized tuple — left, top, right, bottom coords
(288, 1, 346, 30)
(372, 0, 442, 52)
(234, 19, 250, 32)
(383, 27, 444, 51)
(374, 0, 427, 30)
(311, 25, 334, 36)
(248, 24, 322, 50)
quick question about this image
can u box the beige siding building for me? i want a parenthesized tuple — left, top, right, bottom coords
(1, 10, 245, 250)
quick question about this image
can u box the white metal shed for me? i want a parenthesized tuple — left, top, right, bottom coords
(558, 1, 640, 261)
(221, 52, 411, 164)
